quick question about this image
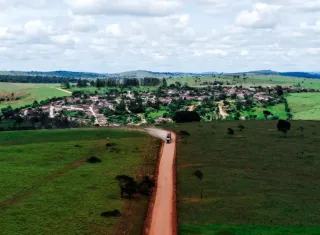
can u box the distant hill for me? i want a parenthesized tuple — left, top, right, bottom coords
(0, 70, 218, 79)
(25, 71, 107, 79)
(227, 70, 320, 79)
(0, 70, 106, 79)
(279, 72, 320, 79)
(106, 70, 218, 78)
(1, 69, 320, 79)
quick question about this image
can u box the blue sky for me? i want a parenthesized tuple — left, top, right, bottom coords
(0, 0, 319, 73)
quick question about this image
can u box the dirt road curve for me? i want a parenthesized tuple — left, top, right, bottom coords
(144, 128, 177, 235)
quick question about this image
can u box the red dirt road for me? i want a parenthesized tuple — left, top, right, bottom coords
(145, 128, 177, 235)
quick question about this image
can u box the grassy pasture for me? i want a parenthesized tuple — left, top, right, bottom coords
(241, 103, 288, 120)
(287, 93, 320, 120)
(162, 121, 320, 235)
(0, 83, 70, 110)
(0, 128, 160, 235)
(168, 74, 320, 89)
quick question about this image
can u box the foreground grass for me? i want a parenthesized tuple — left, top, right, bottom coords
(0, 83, 69, 110)
(180, 224, 320, 235)
(287, 93, 320, 120)
(0, 128, 160, 235)
(162, 121, 320, 235)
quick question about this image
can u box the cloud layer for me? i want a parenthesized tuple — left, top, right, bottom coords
(0, 0, 319, 72)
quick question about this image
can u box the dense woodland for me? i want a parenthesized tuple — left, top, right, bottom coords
(0, 75, 78, 83)
(76, 77, 161, 88)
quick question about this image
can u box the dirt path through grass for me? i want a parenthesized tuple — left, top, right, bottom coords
(53, 87, 72, 94)
(218, 102, 229, 119)
(144, 128, 177, 235)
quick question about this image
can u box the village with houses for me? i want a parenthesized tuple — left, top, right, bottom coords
(1, 81, 318, 131)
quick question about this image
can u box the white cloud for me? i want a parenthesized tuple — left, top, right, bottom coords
(235, 3, 282, 29)
(291, 0, 320, 12)
(68, 0, 181, 17)
(51, 34, 80, 45)
(24, 20, 52, 37)
(106, 24, 122, 37)
(193, 49, 228, 57)
(68, 11, 97, 32)
(0, 0, 318, 72)
(306, 48, 320, 55)
(300, 20, 320, 33)
(240, 50, 249, 56)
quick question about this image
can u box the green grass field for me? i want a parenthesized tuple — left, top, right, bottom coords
(162, 121, 320, 235)
(287, 93, 320, 120)
(241, 103, 288, 120)
(0, 83, 70, 110)
(168, 74, 320, 89)
(0, 128, 160, 235)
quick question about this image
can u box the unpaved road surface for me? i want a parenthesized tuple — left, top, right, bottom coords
(89, 106, 100, 125)
(53, 87, 72, 94)
(144, 128, 177, 235)
(49, 106, 54, 118)
(218, 102, 229, 119)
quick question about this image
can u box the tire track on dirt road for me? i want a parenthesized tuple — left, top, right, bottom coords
(144, 128, 177, 235)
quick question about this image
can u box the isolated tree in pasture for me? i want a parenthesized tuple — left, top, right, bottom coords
(86, 156, 102, 163)
(243, 77, 247, 83)
(193, 170, 204, 198)
(238, 124, 245, 131)
(277, 120, 291, 136)
(115, 175, 138, 198)
(62, 82, 70, 89)
(100, 210, 121, 218)
(194, 170, 203, 180)
(227, 128, 234, 135)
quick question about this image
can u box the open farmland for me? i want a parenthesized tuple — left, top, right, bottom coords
(287, 93, 320, 120)
(0, 128, 160, 235)
(240, 103, 288, 120)
(162, 121, 320, 235)
(168, 74, 320, 89)
(0, 83, 70, 110)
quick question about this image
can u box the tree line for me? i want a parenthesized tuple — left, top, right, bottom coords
(77, 77, 162, 88)
(0, 75, 78, 84)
